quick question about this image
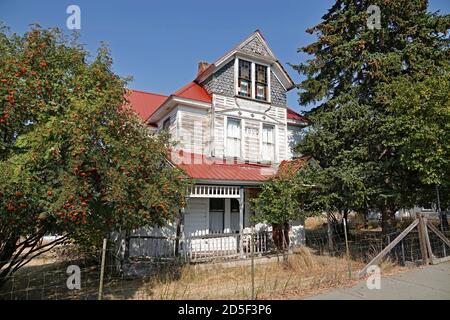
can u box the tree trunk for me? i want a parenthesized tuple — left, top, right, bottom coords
(381, 206, 396, 234)
(327, 212, 334, 254)
(272, 222, 290, 251)
(174, 210, 183, 257)
(342, 209, 349, 236)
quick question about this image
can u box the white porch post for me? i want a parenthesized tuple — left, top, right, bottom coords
(239, 186, 244, 256)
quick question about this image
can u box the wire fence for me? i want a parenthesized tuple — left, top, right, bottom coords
(1, 217, 449, 300)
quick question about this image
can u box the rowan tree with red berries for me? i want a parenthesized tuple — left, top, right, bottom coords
(0, 25, 188, 286)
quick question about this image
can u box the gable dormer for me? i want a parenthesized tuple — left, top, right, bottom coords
(196, 30, 294, 108)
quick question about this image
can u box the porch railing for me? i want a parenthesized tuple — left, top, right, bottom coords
(124, 230, 274, 263)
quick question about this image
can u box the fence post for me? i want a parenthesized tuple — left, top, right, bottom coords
(417, 214, 429, 265)
(98, 238, 107, 300)
(251, 226, 255, 300)
(343, 218, 351, 279)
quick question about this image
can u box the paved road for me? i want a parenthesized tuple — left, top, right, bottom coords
(306, 262, 450, 300)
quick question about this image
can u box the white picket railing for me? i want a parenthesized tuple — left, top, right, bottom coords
(125, 230, 274, 262)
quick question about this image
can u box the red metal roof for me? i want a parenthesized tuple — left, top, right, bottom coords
(287, 107, 307, 122)
(125, 89, 167, 121)
(171, 150, 276, 182)
(173, 82, 212, 103)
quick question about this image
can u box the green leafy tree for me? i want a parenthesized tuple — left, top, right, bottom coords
(292, 0, 449, 231)
(251, 160, 321, 249)
(0, 25, 188, 286)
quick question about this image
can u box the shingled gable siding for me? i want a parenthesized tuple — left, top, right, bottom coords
(270, 71, 286, 107)
(202, 60, 235, 97)
(239, 37, 272, 58)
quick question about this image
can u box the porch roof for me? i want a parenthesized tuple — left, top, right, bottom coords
(171, 151, 277, 183)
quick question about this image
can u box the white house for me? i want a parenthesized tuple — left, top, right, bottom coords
(123, 30, 308, 261)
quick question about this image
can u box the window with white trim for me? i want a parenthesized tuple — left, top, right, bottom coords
(230, 199, 240, 233)
(209, 198, 225, 233)
(261, 124, 275, 162)
(226, 118, 241, 158)
(255, 64, 268, 101)
(238, 59, 252, 97)
(237, 59, 270, 102)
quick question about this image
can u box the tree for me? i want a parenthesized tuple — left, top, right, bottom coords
(292, 0, 449, 232)
(0, 25, 188, 286)
(251, 159, 321, 250)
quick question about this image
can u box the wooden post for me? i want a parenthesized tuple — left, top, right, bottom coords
(426, 221, 450, 248)
(423, 217, 434, 264)
(359, 218, 419, 277)
(239, 187, 244, 257)
(417, 214, 430, 265)
(401, 240, 406, 266)
(251, 226, 255, 300)
(343, 218, 351, 279)
(98, 238, 107, 300)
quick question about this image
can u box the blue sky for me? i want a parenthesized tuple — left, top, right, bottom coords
(1, 0, 449, 113)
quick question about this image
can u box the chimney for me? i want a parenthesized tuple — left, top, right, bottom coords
(197, 61, 210, 76)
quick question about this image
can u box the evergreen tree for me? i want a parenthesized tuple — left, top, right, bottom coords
(292, 0, 449, 231)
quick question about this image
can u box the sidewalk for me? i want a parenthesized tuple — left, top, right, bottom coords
(305, 262, 450, 300)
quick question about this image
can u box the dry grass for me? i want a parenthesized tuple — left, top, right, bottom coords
(104, 247, 367, 300)
(1, 245, 409, 300)
(305, 217, 327, 230)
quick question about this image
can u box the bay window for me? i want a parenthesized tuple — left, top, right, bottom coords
(226, 118, 241, 158)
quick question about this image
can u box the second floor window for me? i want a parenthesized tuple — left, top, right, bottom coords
(162, 117, 171, 131)
(226, 118, 241, 158)
(238, 59, 251, 97)
(262, 124, 275, 162)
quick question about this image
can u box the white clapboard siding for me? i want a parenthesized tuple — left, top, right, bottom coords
(184, 198, 208, 236)
(214, 115, 225, 157)
(179, 109, 210, 155)
(277, 125, 287, 161)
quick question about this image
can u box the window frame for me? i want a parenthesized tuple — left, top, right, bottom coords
(209, 198, 225, 233)
(235, 57, 271, 102)
(237, 59, 252, 98)
(225, 117, 242, 158)
(261, 123, 276, 162)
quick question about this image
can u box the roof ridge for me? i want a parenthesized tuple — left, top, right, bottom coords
(128, 88, 168, 97)
(173, 81, 196, 96)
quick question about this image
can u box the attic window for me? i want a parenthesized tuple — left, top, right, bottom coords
(255, 64, 268, 101)
(236, 58, 270, 102)
(238, 59, 251, 97)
